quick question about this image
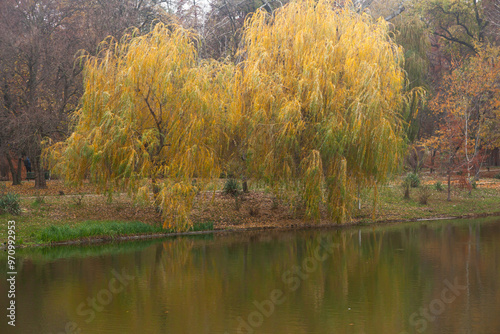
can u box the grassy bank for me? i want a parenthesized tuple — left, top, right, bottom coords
(1, 170, 499, 247)
(37, 221, 213, 243)
(0, 216, 214, 246)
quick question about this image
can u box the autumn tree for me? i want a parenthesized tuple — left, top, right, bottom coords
(47, 24, 233, 230)
(48, 0, 422, 229)
(0, 0, 171, 188)
(0, 0, 86, 188)
(230, 0, 414, 222)
(413, 0, 497, 57)
(423, 45, 500, 200)
(202, 0, 286, 60)
(79, 0, 172, 49)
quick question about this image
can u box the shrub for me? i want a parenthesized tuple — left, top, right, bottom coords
(494, 173, 500, 180)
(435, 181, 444, 192)
(71, 193, 85, 206)
(33, 192, 45, 205)
(402, 172, 420, 199)
(405, 172, 420, 188)
(418, 186, 432, 205)
(223, 178, 240, 197)
(0, 193, 21, 215)
(248, 199, 260, 216)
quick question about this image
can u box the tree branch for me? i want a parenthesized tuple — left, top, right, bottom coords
(385, 2, 406, 21)
(434, 5, 474, 39)
(433, 26, 477, 54)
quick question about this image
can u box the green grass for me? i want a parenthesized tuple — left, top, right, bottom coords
(190, 221, 214, 231)
(358, 185, 500, 222)
(36, 220, 214, 243)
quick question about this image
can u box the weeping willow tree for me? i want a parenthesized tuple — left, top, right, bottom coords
(231, 0, 412, 222)
(46, 0, 419, 229)
(46, 23, 234, 230)
(393, 16, 429, 142)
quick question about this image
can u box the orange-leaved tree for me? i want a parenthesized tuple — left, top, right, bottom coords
(422, 45, 500, 200)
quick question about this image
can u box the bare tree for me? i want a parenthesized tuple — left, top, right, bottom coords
(202, 0, 287, 60)
(0, 0, 83, 187)
(485, 0, 500, 41)
(0, 0, 170, 188)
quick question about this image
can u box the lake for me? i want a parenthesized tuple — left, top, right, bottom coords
(1, 217, 500, 333)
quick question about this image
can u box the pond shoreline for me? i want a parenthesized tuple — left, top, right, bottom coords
(4, 211, 500, 250)
(3, 175, 500, 247)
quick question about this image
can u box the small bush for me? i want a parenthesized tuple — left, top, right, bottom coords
(271, 196, 279, 210)
(248, 199, 260, 216)
(494, 173, 500, 180)
(405, 172, 420, 188)
(471, 180, 477, 190)
(417, 186, 432, 205)
(33, 192, 45, 205)
(71, 193, 85, 206)
(191, 221, 214, 231)
(402, 173, 420, 199)
(223, 178, 240, 197)
(435, 181, 444, 192)
(0, 193, 21, 215)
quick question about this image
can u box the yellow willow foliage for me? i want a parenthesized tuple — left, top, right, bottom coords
(46, 24, 234, 230)
(233, 0, 408, 222)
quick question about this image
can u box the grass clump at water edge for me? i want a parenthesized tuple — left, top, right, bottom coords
(37, 220, 214, 243)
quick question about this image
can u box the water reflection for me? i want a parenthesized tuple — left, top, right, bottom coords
(1, 218, 499, 334)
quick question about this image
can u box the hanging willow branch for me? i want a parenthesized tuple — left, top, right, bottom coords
(46, 24, 234, 230)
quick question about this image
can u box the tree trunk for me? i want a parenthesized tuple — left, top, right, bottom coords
(6, 153, 21, 185)
(430, 150, 436, 174)
(17, 158, 22, 184)
(151, 176, 162, 214)
(414, 152, 419, 174)
(447, 170, 451, 202)
(404, 185, 410, 199)
(33, 156, 47, 189)
(358, 184, 361, 210)
(474, 163, 481, 181)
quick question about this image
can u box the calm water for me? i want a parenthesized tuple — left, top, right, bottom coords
(1, 218, 500, 334)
